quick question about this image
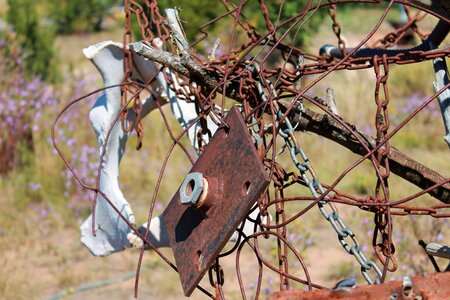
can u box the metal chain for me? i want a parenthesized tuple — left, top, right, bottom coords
(371, 6, 426, 49)
(125, 0, 217, 154)
(121, 0, 173, 149)
(128, 0, 170, 44)
(208, 259, 225, 299)
(121, 0, 147, 149)
(403, 5, 428, 41)
(328, 4, 346, 55)
(254, 64, 382, 285)
(275, 187, 290, 290)
(372, 55, 398, 273)
(253, 64, 291, 290)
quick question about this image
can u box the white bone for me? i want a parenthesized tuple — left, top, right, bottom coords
(128, 214, 169, 248)
(80, 40, 215, 255)
(80, 40, 264, 256)
(432, 56, 450, 148)
(80, 41, 168, 256)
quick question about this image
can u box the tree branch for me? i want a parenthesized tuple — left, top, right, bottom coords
(291, 107, 450, 203)
(130, 10, 449, 204)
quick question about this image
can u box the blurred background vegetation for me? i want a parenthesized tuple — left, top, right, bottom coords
(0, 1, 448, 299)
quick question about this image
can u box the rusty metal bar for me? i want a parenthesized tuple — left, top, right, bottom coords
(268, 272, 450, 300)
(290, 107, 450, 203)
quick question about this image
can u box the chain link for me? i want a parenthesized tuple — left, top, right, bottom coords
(121, 0, 173, 150)
(371, 5, 427, 49)
(372, 55, 398, 273)
(254, 63, 382, 285)
(276, 187, 290, 290)
(328, 4, 346, 55)
(208, 260, 225, 300)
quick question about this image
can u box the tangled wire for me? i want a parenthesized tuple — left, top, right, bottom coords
(53, 0, 450, 298)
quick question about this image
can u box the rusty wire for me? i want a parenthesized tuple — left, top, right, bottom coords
(52, 0, 450, 298)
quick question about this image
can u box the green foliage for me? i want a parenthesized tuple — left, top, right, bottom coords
(6, 0, 58, 81)
(249, 1, 326, 47)
(50, 0, 119, 34)
(133, 0, 324, 49)
(152, 0, 226, 41)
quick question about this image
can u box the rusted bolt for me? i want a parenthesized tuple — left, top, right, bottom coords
(180, 172, 205, 206)
(179, 172, 223, 217)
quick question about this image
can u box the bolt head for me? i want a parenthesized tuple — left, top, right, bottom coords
(180, 172, 204, 205)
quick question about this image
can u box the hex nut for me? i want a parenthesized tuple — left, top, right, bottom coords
(180, 172, 204, 205)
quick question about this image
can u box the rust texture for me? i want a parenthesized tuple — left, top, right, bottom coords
(268, 272, 450, 300)
(163, 107, 270, 296)
(291, 107, 450, 203)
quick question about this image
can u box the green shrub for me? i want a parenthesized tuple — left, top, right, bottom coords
(50, 0, 120, 34)
(132, 1, 324, 50)
(7, 0, 58, 82)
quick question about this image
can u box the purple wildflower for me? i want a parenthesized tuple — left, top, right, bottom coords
(29, 182, 41, 191)
(40, 208, 48, 219)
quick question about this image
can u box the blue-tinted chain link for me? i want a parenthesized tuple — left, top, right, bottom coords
(255, 68, 382, 285)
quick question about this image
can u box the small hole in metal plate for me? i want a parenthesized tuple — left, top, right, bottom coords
(242, 181, 251, 196)
(197, 250, 204, 271)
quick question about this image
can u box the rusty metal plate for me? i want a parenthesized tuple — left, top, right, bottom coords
(163, 106, 270, 296)
(268, 272, 450, 300)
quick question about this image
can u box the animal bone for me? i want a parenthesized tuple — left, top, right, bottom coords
(79, 40, 219, 255)
(80, 8, 268, 256)
(80, 39, 215, 255)
(80, 40, 163, 256)
(432, 54, 450, 148)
